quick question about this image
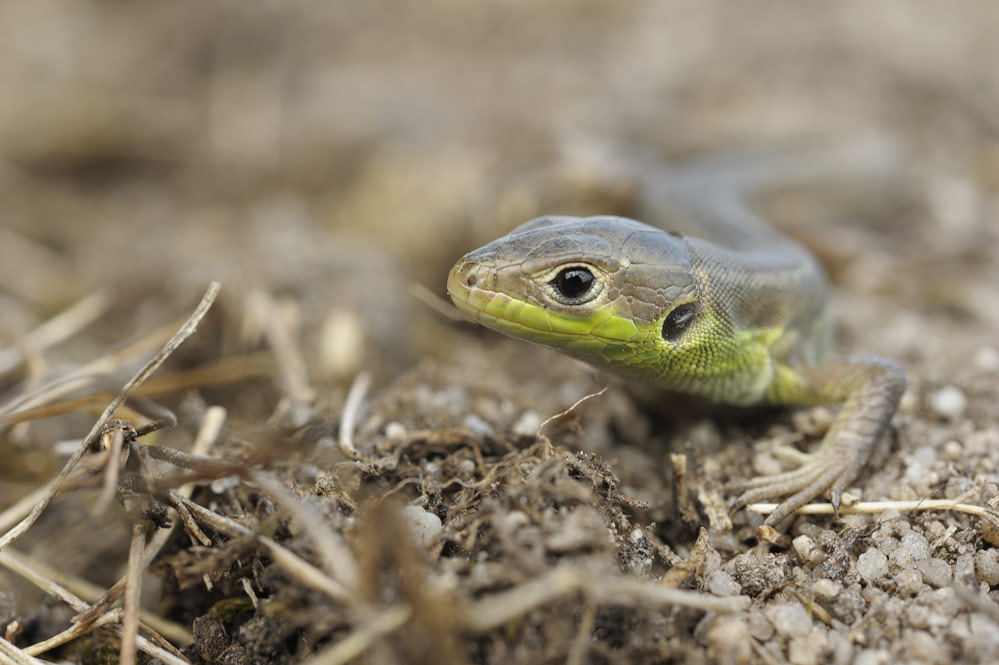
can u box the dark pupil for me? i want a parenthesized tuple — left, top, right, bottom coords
(662, 302, 698, 341)
(553, 268, 594, 299)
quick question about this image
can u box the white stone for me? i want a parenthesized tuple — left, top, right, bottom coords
(401, 505, 442, 549)
(766, 602, 812, 638)
(857, 548, 889, 583)
(929, 385, 967, 420)
(512, 409, 542, 436)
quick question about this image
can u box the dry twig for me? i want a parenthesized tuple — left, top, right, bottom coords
(299, 606, 413, 665)
(0, 289, 110, 378)
(459, 567, 748, 634)
(179, 496, 354, 603)
(0, 282, 220, 551)
(746, 497, 998, 518)
(338, 370, 371, 459)
(0, 550, 190, 665)
(120, 524, 146, 665)
(72, 407, 227, 628)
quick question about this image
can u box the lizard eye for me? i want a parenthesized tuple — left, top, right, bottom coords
(551, 267, 594, 300)
(662, 302, 698, 342)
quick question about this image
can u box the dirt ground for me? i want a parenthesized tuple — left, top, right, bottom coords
(1, 2, 997, 664)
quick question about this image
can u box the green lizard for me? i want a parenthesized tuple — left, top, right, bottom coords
(447, 147, 906, 527)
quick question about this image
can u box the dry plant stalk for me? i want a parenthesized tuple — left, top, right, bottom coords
(120, 524, 147, 665)
(178, 497, 354, 603)
(0, 289, 110, 378)
(0, 281, 221, 551)
(72, 407, 227, 629)
(747, 496, 999, 518)
(0, 550, 189, 665)
(0, 282, 221, 664)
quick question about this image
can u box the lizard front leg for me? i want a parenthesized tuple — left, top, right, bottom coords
(732, 357, 906, 526)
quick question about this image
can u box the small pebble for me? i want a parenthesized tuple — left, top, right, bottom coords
(463, 413, 494, 436)
(385, 421, 408, 440)
(974, 345, 999, 372)
(857, 548, 889, 583)
(705, 569, 742, 597)
(854, 648, 889, 665)
(928, 385, 967, 420)
(687, 420, 722, 448)
(917, 558, 953, 588)
(902, 630, 946, 664)
(793, 534, 826, 566)
(955, 553, 976, 584)
(889, 532, 930, 568)
(704, 615, 752, 664)
(457, 458, 476, 478)
(941, 439, 963, 460)
(511, 409, 542, 436)
(876, 508, 902, 525)
(967, 614, 999, 661)
(747, 610, 774, 641)
(811, 578, 841, 599)
(788, 630, 828, 665)
(210, 475, 242, 493)
(766, 602, 812, 638)
(982, 514, 999, 547)
(792, 406, 833, 436)
(903, 603, 934, 630)
(401, 505, 442, 549)
(892, 569, 923, 597)
(319, 309, 365, 379)
(973, 548, 999, 586)
(828, 630, 854, 665)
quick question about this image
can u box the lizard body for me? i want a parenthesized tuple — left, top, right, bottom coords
(447, 151, 905, 526)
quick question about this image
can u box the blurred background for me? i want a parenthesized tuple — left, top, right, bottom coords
(2, 1, 994, 298)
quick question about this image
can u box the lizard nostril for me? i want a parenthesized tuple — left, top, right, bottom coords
(465, 273, 478, 287)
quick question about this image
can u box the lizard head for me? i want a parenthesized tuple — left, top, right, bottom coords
(447, 215, 704, 380)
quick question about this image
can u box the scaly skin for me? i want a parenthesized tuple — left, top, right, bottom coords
(447, 164, 905, 527)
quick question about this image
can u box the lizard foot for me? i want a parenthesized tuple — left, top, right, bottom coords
(730, 357, 905, 528)
(729, 448, 857, 527)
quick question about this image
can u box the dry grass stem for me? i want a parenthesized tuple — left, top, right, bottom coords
(0, 550, 190, 664)
(537, 387, 608, 440)
(746, 498, 998, 518)
(409, 282, 468, 322)
(299, 605, 412, 665)
(263, 294, 315, 403)
(338, 370, 371, 459)
(120, 524, 146, 665)
(179, 497, 354, 603)
(190, 405, 227, 456)
(0, 282, 221, 552)
(566, 602, 597, 665)
(0, 317, 182, 422)
(0, 543, 192, 645)
(0, 289, 110, 378)
(0, 485, 49, 535)
(0, 637, 48, 665)
(0, 355, 271, 427)
(69, 517, 195, 643)
(93, 425, 127, 515)
(249, 471, 361, 591)
(169, 491, 213, 546)
(22, 608, 123, 656)
(459, 567, 748, 634)
(71, 408, 226, 629)
(241, 578, 260, 608)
